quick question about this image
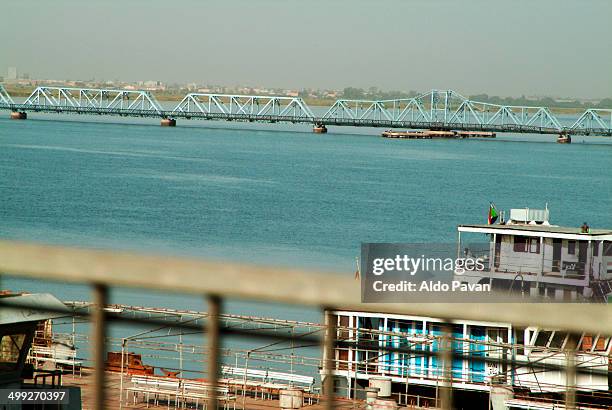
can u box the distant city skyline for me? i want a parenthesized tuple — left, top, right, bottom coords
(2, 0, 611, 99)
(3, 69, 609, 103)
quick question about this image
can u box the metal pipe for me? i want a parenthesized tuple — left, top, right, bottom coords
(119, 338, 126, 410)
(243, 352, 249, 409)
(179, 321, 183, 376)
(92, 283, 108, 410)
(207, 295, 222, 410)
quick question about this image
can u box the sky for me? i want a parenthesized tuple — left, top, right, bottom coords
(2, 0, 611, 98)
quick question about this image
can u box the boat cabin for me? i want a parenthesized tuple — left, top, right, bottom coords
(456, 208, 612, 301)
(323, 309, 611, 408)
(322, 310, 512, 403)
(0, 293, 74, 408)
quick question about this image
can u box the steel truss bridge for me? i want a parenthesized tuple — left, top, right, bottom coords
(1, 85, 611, 136)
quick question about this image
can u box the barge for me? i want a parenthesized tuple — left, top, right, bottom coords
(7, 293, 611, 409)
(382, 129, 496, 139)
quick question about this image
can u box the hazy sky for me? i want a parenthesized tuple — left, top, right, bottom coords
(2, 0, 611, 98)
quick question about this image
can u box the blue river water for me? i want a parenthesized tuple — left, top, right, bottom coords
(1, 116, 611, 315)
(1, 115, 611, 375)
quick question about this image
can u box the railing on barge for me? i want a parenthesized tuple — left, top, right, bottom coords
(1, 240, 612, 410)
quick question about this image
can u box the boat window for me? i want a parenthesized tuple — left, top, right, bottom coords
(338, 315, 349, 339)
(604, 242, 612, 257)
(487, 328, 500, 344)
(397, 319, 415, 334)
(534, 331, 553, 347)
(594, 336, 609, 352)
(513, 236, 528, 252)
(577, 334, 610, 351)
(579, 334, 593, 351)
(359, 317, 380, 331)
(514, 327, 525, 355)
(329, 314, 338, 329)
(593, 241, 600, 257)
(549, 332, 567, 349)
(513, 236, 540, 253)
(0, 333, 26, 371)
(529, 238, 540, 253)
(358, 317, 381, 348)
(568, 241, 576, 255)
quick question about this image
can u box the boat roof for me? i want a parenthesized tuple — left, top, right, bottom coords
(458, 224, 612, 240)
(0, 293, 70, 326)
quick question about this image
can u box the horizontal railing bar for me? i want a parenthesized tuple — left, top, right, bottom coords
(59, 301, 611, 358)
(2, 241, 612, 335)
(52, 318, 612, 363)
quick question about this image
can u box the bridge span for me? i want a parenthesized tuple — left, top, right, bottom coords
(1, 85, 610, 136)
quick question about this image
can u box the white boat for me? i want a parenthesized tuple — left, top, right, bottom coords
(456, 207, 612, 302)
(321, 208, 612, 408)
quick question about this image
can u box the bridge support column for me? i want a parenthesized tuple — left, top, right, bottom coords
(313, 124, 327, 134)
(10, 111, 27, 120)
(161, 118, 176, 127)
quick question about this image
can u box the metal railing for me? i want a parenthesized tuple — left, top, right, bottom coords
(1, 240, 612, 410)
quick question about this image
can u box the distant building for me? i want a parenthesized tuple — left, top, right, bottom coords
(7, 67, 17, 80)
(138, 80, 165, 91)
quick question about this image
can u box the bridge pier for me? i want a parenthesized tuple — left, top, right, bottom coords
(10, 111, 27, 120)
(161, 118, 176, 127)
(313, 124, 327, 134)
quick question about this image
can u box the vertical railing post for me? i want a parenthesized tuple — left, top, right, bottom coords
(565, 334, 578, 410)
(323, 310, 336, 410)
(439, 325, 453, 410)
(119, 338, 126, 410)
(92, 284, 108, 410)
(179, 315, 184, 375)
(207, 295, 222, 410)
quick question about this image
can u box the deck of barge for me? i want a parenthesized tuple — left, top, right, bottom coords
(382, 130, 496, 139)
(50, 370, 384, 410)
